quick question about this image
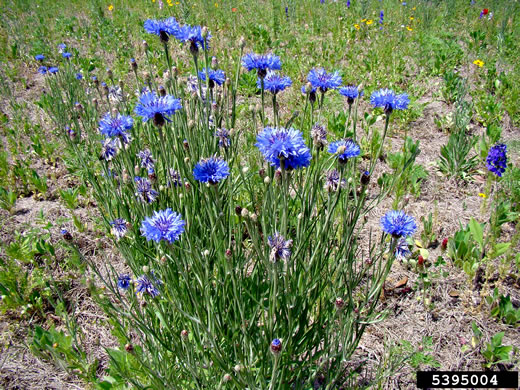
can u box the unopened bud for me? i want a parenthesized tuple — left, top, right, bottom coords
(223, 374, 232, 383)
(225, 249, 232, 258)
(181, 329, 189, 339)
(125, 343, 134, 352)
(201, 26, 208, 38)
(239, 37, 246, 49)
(264, 176, 271, 184)
(134, 165, 140, 175)
(142, 40, 148, 50)
(184, 157, 190, 164)
(211, 56, 218, 68)
(240, 208, 249, 218)
(234, 364, 242, 373)
(250, 213, 257, 222)
(159, 85, 166, 96)
(335, 297, 345, 310)
(142, 265, 149, 273)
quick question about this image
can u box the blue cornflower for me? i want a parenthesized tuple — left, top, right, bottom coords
(58, 43, 66, 52)
(62, 52, 72, 59)
(255, 127, 312, 170)
(268, 232, 293, 262)
(379, 10, 384, 24)
(140, 208, 185, 243)
(324, 169, 346, 192)
(347, 0, 351, 8)
(486, 143, 507, 177)
(175, 25, 210, 52)
(117, 274, 132, 290)
(214, 128, 231, 148)
(110, 218, 128, 239)
(242, 52, 281, 78)
(35, 54, 45, 61)
(328, 139, 361, 162)
(38, 66, 48, 75)
(381, 210, 417, 237)
(144, 17, 180, 43)
(134, 91, 182, 127)
(168, 169, 182, 187)
(48, 66, 59, 74)
(198, 67, 226, 87)
(135, 274, 161, 297)
(137, 149, 155, 170)
(370, 88, 409, 114)
(394, 237, 411, 261)
(339, 85, 364, 104)
(134, 176, 158, 203)
(75, 73, 83, 80)
(101, 138, 120, 161)
(193, 157, 230, 184)
(258, 71, 292, 94)
(99, 112, 133, 142)
(307, 68, 342, 92)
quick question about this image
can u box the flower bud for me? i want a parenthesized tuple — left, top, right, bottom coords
(235, 206, 243, 215)
(361, 170, 370, 185)
(134, 165, 140, 175)
(125, 343, 134, 352)
(234, 364, 242, 373)
(184, 157, 190, 164)
(270, 339, 282, 355)
(225, 248, 232, 258)
(305, 82, 312, 94)
(142, 265, 149, 273)
(181, 329, 189, 339)
(142, 40, 148, 50)
(92, 98, 98, 109)
(131, 58, 138, 71)
(239, 36, 246, 49)
(211, 56, 218, 68)
(201, 26, 209, 38)
(203, 249, 210, 257)
(223, 374, 232, 383)
(183, 139, 189, 150)
(241, 208, 249, 218)
(184, 181, 191, 191)
(242, 166, 249, 174)
(441, 238, 448, 251)
(106, 68, 113, 79)
(160, 256, 166, 263)
(264, 176, 271, 184)
(335, 297, 345, 310)
(250, 213, 257, 222)
(159, 85, 166, 96)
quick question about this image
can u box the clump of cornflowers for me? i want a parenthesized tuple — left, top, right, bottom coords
(311, 123, 328, 149)
(339, 85, 364, 106)
(258, 71, 292, 94)
(137, 149, 155, 170)
(140, 208, 185, 243)
(198, 67, 225, 88)
(370, 88, 409, 115)
(135, 91, 182, 127)
(307, 68, 342, 93)
(136, 274, 161, 297)
(486, 143, 507, 177)
(193, 157, 230, 184)
(324, 169, 346, 192)
(134, 176, 158, 203)
(328, 139, 361, 162)
(268, 232, 292, 262)
(101, 138, 120, 161)
(215, 128, 231, 148)
(144, 17, 179, 43)
(381, 210, 417, 238)
(99, 112, 133, 143)
(110, 218, 129, 240)
(255, 127, 311, 170)
(242, 52, 281, 79)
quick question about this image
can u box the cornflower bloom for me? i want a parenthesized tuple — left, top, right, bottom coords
(324, 169, 346, 192)
(98, 112, 133, 143)
(134, 176, 158, 203)
(175, 25, 210, 53)
(110, 218, 129, 239)
(101, 138, 120, 161)
(486, 143, 507, 177)
(258, 71, 292, 94)
(268, 232, 293, 262)
(35, 54, 45, 61)
(117, 274, 132, 290)
(370, 88, 409, 114)
(135, 274, 161, 297)
(381, 210, 417, 237)
(135, 91, 182, 127)
(255, 127, 311, 170)
(193, 157, 230, 184)
(198, 67, 226, 88)
(339, 85, 364, 105)
(140, 208, 185, 243)
(307, 68, 342, 93)
(137, 149, 155, 170)
(144, 17, 180, 43)
(214, 128, 231, 148)
(242, 52, 281, 79)
(328, 139, 361, 162)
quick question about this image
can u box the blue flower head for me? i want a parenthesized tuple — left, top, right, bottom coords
(99, 112, 133, 142)
(381, 210, 417, 237)
(215, 128, 231, 148)
(193, 157, 230, 184)
(307, 68, 342, 92)
(328, 139, 361, 162)
(370, 88, 409, 114)
(176, 25, 211, 53)
(140, 208, 185, 243)
(38, 66, 48, 75)
(58, 43, 66, 53)
(135, 92, 182, 127)
(117, 274, 131, 290)
(255, 127, 312, 170)
(135, 274, 162, 297)
(486, 143, 507, 177)
(134, 176, 158, 203)
(137, 149, 155, 170)
(101, 138, 120, 161)
(75, 73, 83, 80)
(198, 67, 226, 87)
(62, 52, 72, 59)
(242, 52, 281, 78)
(271, 338, 282, 354)
(35, 54, 45, 61)
(268, 233, 293, 262)
(258, 71, 292, 94)
(110, 218, 128, 239)
(49, 66, 59, 74)
(144, 17, 180, 43)
(339, 85, 364, 104)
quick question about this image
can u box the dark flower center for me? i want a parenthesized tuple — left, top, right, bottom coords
(153, 112, 165, 127)
(159, 30, 169, 43)
(257, 68, 267, 79)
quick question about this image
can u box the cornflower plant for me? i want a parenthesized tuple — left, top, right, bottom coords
(36, 19, 420, 389)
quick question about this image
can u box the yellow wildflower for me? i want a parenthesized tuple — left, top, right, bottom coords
(478, 193, 487, 198)
(361, 18, 367, 23)
(410, 16, 414, 21)
(473, 59, 484, 67)
(215, 2, 218, 7)
(366, 19, 373, 25)
(412, 6, 416, 10)
(354, 24, 360, 30)
(108, 4, 114, 11)
(406, 26, 413, 31)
